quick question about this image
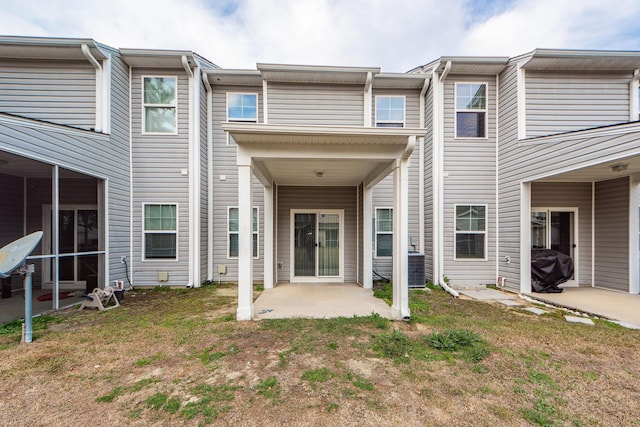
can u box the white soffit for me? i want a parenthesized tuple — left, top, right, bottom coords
(120, 49, 197, 68)
(205, 69, 262, 86)
(522, 49, 640, 71)
(373, 73, 430, 89)
(0, 36, 107, 60)
(257, 63, 380, 84)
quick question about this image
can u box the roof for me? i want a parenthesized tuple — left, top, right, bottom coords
(0, 35, 108, 60)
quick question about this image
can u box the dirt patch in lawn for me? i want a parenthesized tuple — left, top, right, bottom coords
(0, 284, 639, 426)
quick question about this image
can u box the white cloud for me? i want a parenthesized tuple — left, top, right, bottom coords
(0, 0, 638, 72)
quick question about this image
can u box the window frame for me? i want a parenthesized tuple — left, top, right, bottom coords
(227, 206, 259, 259)
(375, 95, 406, 128)
(454, 204, 488, 261)
(454, 82, 488, 139)
(375, 207, 393, 258)
(142, 76, 178, 135)
(142, 203, 178, 261)
(226, 92, 258, 145)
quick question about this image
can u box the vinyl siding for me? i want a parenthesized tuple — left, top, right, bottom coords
(595, 177, 629, 291)
(211, 85, 264, 282)
(372, 89, 420, 128)
(0, 59, 96, 130)
(268, 83, 363, 126)
(443, 75, 496, 285)
(525, 71, 631, 138)
(276, 186, 357, 282)
(531, 182, 593, 285)
(357, 183, 364, 285)
(131, 68, 190, 286)
(424, 87, 434, 282)
(200, 74, 209, 282)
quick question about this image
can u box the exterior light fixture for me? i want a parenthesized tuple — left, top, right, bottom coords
(609, 163, 629, 172)
(315, 170, 324, 178)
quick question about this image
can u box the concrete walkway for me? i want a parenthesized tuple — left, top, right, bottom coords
(253, 282, 394, 320)
(0, 288, 85, 324)
(526, 287, 640, 327)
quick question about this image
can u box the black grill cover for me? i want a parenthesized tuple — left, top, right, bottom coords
(531, 249, 574, 293)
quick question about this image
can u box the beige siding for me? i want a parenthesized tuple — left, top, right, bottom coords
(131, 68, 190, 286)
(268, 82, 363, 125)
(0, 59, 96, 129)
(531, 182, 593, 285)
(276, 186, 357, 282)
(424, 88, 434, 282)
(199, 75, 209, 282)
(442, 75, 497, 285)
(595, 177, 629, 291)
(526, 71, 631, 138)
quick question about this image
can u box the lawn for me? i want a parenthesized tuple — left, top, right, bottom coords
(0, 283, 639, 426)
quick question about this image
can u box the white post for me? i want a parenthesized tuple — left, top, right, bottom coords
(363, 184, 373, 289)
(629, 175, 640, 294)
(392, 158, 410, 319)
(52, 165, 59, 310)
(520, 182, 532, 293)
(263, 185, 274, 289)
(237, 165, 254, 320)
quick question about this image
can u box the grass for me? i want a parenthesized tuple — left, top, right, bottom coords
(1, 284, 639, 426)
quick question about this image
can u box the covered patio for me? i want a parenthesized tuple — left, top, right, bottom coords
(223, 122, 424, 320)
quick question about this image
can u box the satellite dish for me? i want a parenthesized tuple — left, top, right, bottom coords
(0, 231, 44, 279)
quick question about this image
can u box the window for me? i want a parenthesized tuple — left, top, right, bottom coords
(228, 207, 258, 258)
(455, 83, 486, 138)
(375, 208, 393, 257)
(144, 204, 177, 259)
(227, 93, 258, 122)
(375, 96, 405, 127)
(143, 77, 177, 133)
(455, 205, 486, 259)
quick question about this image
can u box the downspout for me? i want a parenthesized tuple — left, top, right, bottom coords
(438, 61, 452, 295)
(182, 55, 198, 288)
(418, 76, 430, 254)
(128, 65, 134, 288)
(630, 70, 639, 121)
(364, 72, 373, 127)
(495, 73, 500, 288)
(81, 44, 104, 132)
(202, 71, 214, 281)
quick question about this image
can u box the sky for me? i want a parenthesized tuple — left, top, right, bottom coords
(1, 0, 639, 72)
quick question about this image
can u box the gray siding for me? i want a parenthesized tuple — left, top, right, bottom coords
(424, 86, 434, 282)
(595, 177, 629, 291)
(0, 59, 96, 130)
(211, 85, 264, 282)
(268, 83, 363, 125)
(131, 68, 190, 286)
(531, 182, 593, 285)
(276, 186, 357, 282)
(442, 75, 497, 285)
(526, 71, 631, 138)
(199, 74, 209, 282)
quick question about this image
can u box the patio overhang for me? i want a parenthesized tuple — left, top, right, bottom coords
(224, 123, 425, 321)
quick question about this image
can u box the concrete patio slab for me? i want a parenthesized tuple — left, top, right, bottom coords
(523, 307, 548, 316)
(526, 288, 640, 328)
(565, 315, 594, 326)
(497, 299, 522, 307)
(253, 282, 394, 320)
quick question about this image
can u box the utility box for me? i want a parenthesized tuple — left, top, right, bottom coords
(408, 252, 425, 288)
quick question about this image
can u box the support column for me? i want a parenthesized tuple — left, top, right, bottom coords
(237, 165, 254, 320)
(52, 165, 59, 311)
(363, 184, 373, 289)
(392, 158, 410, 319)
(263, 185, 274, 289)
(629, 175, 640, 294)
(520, 182, 532, 294)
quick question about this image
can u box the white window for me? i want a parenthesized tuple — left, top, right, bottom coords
(143, 204, 177, 260)
(375, 208, 393, 257)
(455, 83, 487, 138)
(228, 207, 259, 258)
(375, 96, 405, 127)
(455, 205, 487, 260)
(143, 77, 177, 134)
(227, 93, 258, 122)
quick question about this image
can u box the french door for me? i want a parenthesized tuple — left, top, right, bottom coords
(531, 208, 578, 287)
(291, 210, 343, 282)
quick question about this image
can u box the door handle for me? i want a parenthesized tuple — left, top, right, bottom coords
(572, 244, 576, 248)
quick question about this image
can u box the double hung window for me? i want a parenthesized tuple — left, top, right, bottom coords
(455, 83, 487, 138)
(144, 204, 177, 259)
(143, 77, 177, 133)
(455, 205, 486, 259)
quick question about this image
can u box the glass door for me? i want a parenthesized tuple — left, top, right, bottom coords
(292, 211, 343, 281)
(531, 208, 577, 285)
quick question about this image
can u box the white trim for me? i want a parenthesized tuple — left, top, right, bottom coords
(237, 165, 254, 320)
(453, 204, 489, 261)
(375, 95, 406, 128)
(531, 207, 580, 287)
(517, 64, 527, 139)
(591, 182, 595, 287)
(363, 185, 373, 288)
(289, 209, 345, 283)
(128, 65, 135, 287)
(227, 206, 259, 259)
(495, 73, 500, 282)
(629, 69, 639, 121)
(141, 75, 178, 135)
(374, 206, 393, 258)
(629, 175, 640, 294)
(364, 72, 372, 127)
(142, 203, 179, 262)
(520, 182, 532, 293)
(263, 80, 269, 124)
(100, 179, 109, 293)
(263, 185, 274, 288)
(454, 81, 489, 139)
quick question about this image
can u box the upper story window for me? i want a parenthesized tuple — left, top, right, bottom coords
(375, 96, 405, 127)
(143, 77, 177, 134)
(227, 93, 258, 122)
(455, 83, 487, 138)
